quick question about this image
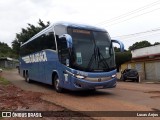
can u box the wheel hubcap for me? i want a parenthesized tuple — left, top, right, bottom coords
(55, 79, 59, 90)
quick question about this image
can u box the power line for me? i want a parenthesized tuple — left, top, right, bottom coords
(112, 27, 160, 39)
(96, 0, 160, 26)
(96, 0, 160, 25)
(124, 31, 160, 40)
(104, 7, 160, 27)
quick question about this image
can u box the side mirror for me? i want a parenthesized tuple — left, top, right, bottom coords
(111, 39, 124, 52)
(58, 34, 73, 67)
(59, 34, 73, 48)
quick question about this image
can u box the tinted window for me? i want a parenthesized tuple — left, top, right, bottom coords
(38, 33, 56, 50)
(20, 32, 56, 56)
(67, 28, 116, 72)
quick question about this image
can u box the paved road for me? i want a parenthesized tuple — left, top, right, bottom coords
(2, 70, 160, 120)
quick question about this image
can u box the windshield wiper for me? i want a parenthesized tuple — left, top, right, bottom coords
(97, 47, 110, 70)
(86, 46, 97, 71)
(87, 46, 110, 71)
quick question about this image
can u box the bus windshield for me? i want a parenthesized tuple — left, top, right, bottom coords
(68, 28, 116, 72)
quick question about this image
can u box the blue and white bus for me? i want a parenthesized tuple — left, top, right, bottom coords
(19, 22, 124, 92)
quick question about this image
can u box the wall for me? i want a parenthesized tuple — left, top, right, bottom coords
(121, 60, 160, 82)
(132, 45, 160, 58)
(0, 60, 18, 68)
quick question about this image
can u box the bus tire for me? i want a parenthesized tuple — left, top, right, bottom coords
(87, 89, 96, 93)
(54, 75, 63, 93)
(25, 72, 31, 83)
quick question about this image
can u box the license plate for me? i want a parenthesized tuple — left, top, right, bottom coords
(95, 86, 103, 89)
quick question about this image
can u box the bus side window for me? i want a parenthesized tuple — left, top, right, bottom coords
(38, 33, 56, 51)
(47, 33, 56, 50)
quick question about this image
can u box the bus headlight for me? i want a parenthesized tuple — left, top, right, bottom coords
(65, 70, 85, 79)
(75, 75, 85, 79)
(111, 74, 117, 78)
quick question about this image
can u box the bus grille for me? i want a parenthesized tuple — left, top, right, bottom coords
(85, 76, 112, 82)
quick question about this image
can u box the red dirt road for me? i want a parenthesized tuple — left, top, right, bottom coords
(1, 70, 160, 120)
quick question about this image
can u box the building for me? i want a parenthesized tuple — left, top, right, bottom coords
(121, 44, 160, 82)
(0, 57, 19, 68)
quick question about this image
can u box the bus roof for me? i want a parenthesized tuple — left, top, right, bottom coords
(21, 22, 107, 47)
(54, 21, 106, 32)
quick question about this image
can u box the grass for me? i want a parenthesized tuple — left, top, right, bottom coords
(0, 76, 10, 85)
(1, 67, 13, 71)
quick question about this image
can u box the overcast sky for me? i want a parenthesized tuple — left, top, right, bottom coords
(0, 0, 160, 49)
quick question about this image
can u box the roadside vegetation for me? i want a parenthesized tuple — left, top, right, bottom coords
(0, 76, 10, 85)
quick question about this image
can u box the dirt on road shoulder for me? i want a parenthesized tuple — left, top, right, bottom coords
(0, 72, 93, 120)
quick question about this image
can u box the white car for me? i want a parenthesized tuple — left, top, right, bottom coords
(0, 68, 2, 72)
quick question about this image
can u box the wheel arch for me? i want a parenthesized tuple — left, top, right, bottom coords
(52, 70, 59, 85)
(23, 70, 25, 77)
(26, 70, 28, 76)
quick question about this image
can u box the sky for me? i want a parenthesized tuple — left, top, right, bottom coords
(0, 0, 160, 49)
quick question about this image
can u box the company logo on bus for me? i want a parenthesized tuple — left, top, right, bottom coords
(98, 78, 102, 82)
(22, 52, 47, 63)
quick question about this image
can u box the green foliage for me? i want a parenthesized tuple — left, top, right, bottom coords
(114, 47, 121, 52)
(12, 19, 50, 56)
(114, 47, 130, 70)
(115, 51, 132, 70)
(153, 42, 160, 45)
(0, 42, 13, 58)
(128, 40, 152, 51)
(114, 47, 127, 52)
(0, 76, 10, 85)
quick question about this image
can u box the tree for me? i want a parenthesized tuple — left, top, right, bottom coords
(114, 47, 127, 52)
(114, 47, 121, 52)
(115, 52, 132, 71)
(153, 42, 160, 45)
(0, 42, 13, 58)
(113, 47, 131, 71)
(12, 19, 50, 57)
(128, 40, 152, 51)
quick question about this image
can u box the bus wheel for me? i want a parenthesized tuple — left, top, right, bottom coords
(25, 73, 31, 83)
(54, 76, 63, 93)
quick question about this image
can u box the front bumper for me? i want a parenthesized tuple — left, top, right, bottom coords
(68, 76, 117, 91)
